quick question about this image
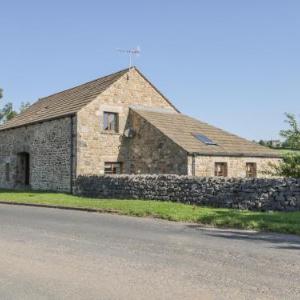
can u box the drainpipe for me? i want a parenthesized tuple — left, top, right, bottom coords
(188, 154, 196, 176)
(70, 116, 74, 194)
(192, 154, 196, 176)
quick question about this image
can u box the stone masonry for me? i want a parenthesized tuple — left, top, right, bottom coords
(76, 68, 177, 176)
(0, 67, 283, 192)
(76, 65, 280, 177)
(122, 110, 188, 174)
(0, 117, 75, 192)
(75, 175, 300, 211)
(189, 155, 281, 178)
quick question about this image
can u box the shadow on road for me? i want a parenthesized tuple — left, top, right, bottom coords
(186, 225, 300, 250)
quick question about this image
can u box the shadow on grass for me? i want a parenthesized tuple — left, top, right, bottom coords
(193, 209, 300, 227)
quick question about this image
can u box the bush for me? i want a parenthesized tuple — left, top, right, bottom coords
(271, 153, 300, 178)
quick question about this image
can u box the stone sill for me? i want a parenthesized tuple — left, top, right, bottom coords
(101, 131, 120, 136)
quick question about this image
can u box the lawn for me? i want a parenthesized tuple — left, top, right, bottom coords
(279, 149, 300, 155)
(0, 189, 300, 235)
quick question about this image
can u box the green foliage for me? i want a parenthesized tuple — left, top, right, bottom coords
(19, 101, 31, 113)
(257, 139, 281, 148)
(0, 89, 30, 124)
(267, 113, 300, 178)
(259, 140, 266, 146)
(280, 149, 300, 155)
(0, 102, 18, 123)
(270, 153, 300, 178)
(0, 189, 300, 235)
(280, 113, 300, 150)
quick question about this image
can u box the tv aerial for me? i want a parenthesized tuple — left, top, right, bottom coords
(117, 46, 141, 69)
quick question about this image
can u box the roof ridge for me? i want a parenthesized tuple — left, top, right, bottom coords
(38, 67, 130, 101)
(0, 67, 130, 131)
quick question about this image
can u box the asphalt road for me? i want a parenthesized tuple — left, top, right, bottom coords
(0, 204, 299, 300)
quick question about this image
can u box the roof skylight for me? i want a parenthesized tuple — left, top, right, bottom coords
(192, 133, 218, 145)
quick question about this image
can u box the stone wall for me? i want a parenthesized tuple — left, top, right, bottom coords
(121, 110, 188, 174)
(0, 117, 75, 192)
(76, 68, 179, 176)
(190, 155, 281, 178)
(75, 175, 300, 211)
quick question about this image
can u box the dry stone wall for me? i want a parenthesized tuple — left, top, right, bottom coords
(75, 175, 300, 211)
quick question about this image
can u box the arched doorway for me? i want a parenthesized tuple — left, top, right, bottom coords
(17, 152, 30, 186)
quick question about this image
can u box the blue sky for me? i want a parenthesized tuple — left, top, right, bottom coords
(1, 0, 299, 140)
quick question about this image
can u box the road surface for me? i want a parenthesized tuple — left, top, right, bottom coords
(0, 204, 299, 299)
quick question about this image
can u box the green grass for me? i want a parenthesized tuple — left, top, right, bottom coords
(0, 189, 300, 235)
(279, 149, 300, 155)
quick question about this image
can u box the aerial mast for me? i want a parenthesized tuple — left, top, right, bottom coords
(117, 46, 141, 69)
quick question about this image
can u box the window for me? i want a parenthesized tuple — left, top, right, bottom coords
(246, 163, 257, 178)
(103, 112, 119, 132)
(5, 163, 10, 181)
(215, 162, 228, 177)
(192, 133, 217, 145)
(104, 162, 122, 174)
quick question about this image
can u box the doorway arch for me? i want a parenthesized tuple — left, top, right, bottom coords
(17, 152, 30, 186)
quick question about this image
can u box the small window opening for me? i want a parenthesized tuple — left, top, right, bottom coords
(215, 162, 228, 177)
(104, 162, 122, 175)
(5, 163, 10, 181)
(246, 163, 257, 178)
(103, 112, 119, 132)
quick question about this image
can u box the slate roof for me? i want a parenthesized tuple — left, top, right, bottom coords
(0, 68, 129, 131)
(133, 108, 281, 158)
(0, 67, 281, 158)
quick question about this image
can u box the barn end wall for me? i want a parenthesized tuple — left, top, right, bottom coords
(76, 68, 178, 176)
(0, 116, 76, 192)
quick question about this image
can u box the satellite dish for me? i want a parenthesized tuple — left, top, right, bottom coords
(124, 128, 135, 138)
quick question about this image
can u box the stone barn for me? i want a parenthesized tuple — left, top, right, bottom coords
(0, 67, 281, 192)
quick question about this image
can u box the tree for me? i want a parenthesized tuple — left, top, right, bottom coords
(0, 102, 17, 122)
(19, 101, 31, 113)
(268, 113, 300, 178)
(270, 154, 300, 178)
(0, 89, 27, 124)
(280, 113, 300, 150)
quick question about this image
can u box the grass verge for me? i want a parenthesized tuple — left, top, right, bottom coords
(279, 149, 300, 155)
(0, 189, 299, 235)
